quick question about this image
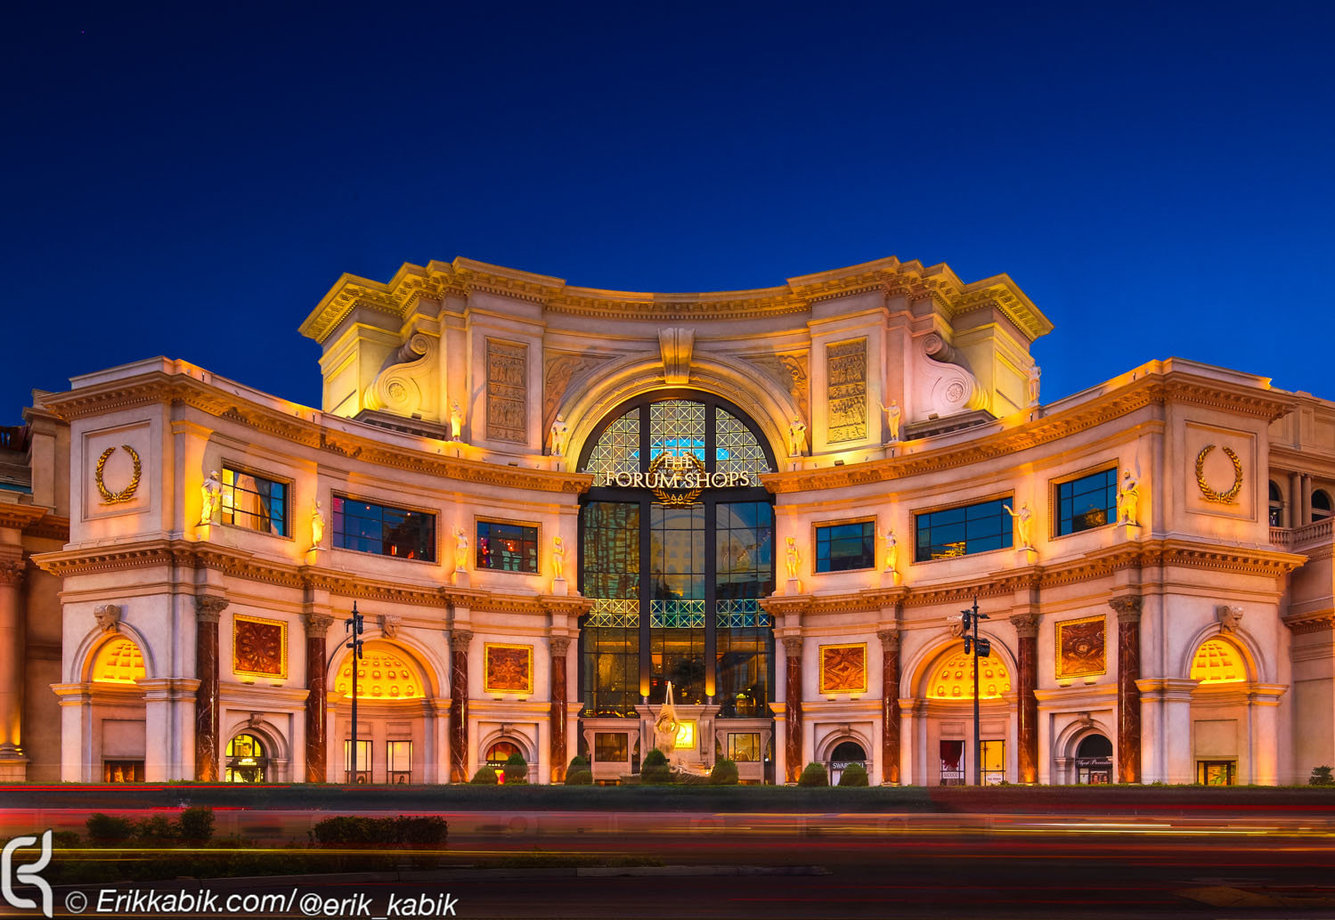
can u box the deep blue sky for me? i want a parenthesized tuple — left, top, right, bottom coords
(5, 2, 1333, 424)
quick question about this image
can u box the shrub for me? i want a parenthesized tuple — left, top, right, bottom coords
(837, 763, 869, 787)
(133, 815, 176, 844)
(86, 813, 133, 845)
(503, 752, 529, 784)
(564, 768, 593, 785)
(640, 748, 673, 784)
(469, 766, 499, 784)
(568, 754, 589, 772)
(311, 815, 447, 849)
(1311, 765, 1335, 786)
(177, 806, 215, 843)
(798, 762, 829, 787)
(709, 758, 739, 785)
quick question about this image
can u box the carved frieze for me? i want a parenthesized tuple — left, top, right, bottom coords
(744, 353, 809, 422)
(1055, 615, 1106, 679)
(486, 339, 528, 443)
(819, 643, 868, 694)
(826, 339, 867, 443)
(543, 352, 610, 433)
(483, 643, 533, 694)
(233, 614, 288, 679)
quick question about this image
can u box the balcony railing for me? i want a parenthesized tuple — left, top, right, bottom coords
(1276, 517, 1335, 551)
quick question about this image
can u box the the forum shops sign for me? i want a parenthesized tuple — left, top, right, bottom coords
(598, 453, 754, 506)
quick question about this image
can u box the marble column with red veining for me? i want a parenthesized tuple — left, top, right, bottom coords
(878, 629, 901, 784)
(303, 614, 333, 782)
(1110, 595, 1143, 784)
(0, 557, 26, 759)
(194, 595, 228, 781)
(449, 629, 473, 783)
(782, 636, 804, 783)
(1011, 613, 1040, 783)
(549, 636, 570, 783)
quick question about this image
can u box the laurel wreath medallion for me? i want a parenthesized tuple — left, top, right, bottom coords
(95, 445, 142, 504)
(649, 452, 706, 507)
(1195, 444, 1243, 504)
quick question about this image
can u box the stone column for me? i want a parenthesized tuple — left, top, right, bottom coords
(1109, 595, 1142, 783)
(1011, 613, 1039, 783)
(194, 595, 228, 781)
(449, 629, 473, 783)
(1289, 471, 1301, 527)
(303, 614, 334, 782)
(549, 637, 571, 783)
(878, 629, 901, 784)
(0, 556, 26, 769)
(782, 636, 804, 783)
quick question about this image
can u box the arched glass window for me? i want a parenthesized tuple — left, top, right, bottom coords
(578, 394, 776, 719)
(89, 638, 146, 684)
(1269, 481, 1284, 527)
(486, 741, 522, 766)
(1313, 489, 1332, 522)
(1190, 637, 1246, 684)
(1075, 734, 1112, 784)
(225, 733, 268, 783)
(926, 649, 1013, 700)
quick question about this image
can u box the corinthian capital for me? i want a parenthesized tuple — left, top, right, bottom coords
(303, 613, 335, 637)
(877, 629, 901, 652)
(0, 556, 26, 586)
(1108, 595, 1142, 624)
(195, 594, 229, 623)
(450, 628, 473, 652)
(1010, 613, 1040, 639)
(781, 635, 804, 657)
(548, 636, 572, 657)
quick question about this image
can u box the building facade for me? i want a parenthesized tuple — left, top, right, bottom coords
(2, 255, 1333, 785)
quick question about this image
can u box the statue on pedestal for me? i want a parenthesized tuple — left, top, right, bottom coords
(788, 417, 807, 456)
(310, 501, 325, 549)
(785, 536, 801, 579)
(549, 414, 570, 457)
(552, 536, 566, 580)
(880, 400, 902, 442)
(199, 470, 223, 525)
(1118, 471, 1141, 526)
(1004, 502, 1035, 550)
(454, 527, 470, 571)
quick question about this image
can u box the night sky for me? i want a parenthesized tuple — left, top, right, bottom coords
(5, 2, 1333, 425)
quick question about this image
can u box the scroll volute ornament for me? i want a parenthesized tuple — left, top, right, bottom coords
(1195, 444, 1243, 504)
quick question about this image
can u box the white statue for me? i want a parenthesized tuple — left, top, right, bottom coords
(199, 470, 223, 525)
(785, 536, 800, 579)
(884, 528, 898, 573)
(1027, 365, 1041, 407)
(549, 414, 570, 457)
(653, 681, 680, 756)
(552, 536, 566, 580)
(310, 500, 325, 549)
(880, 400, 902, 442)
(1118, 471, 1141, 526)
(449, 401, 463, 440)
(454, 527, 469, 571)
(788, 417, 807, 456)
(1004, 502, 1035, 550)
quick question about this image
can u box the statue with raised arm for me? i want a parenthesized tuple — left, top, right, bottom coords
(552, 536, 566, 580)
(880, 400, 902, 442)
(1003, 502, 1035, 550)
(788, 417, 807, 456)
(1118, 471, 1141, 526)
(199, 470, 223, 525)
(549, 414, 570, 457)
(785, 536, 801, 579)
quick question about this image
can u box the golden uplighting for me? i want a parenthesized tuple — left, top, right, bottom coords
(1190, 637, 1246, 684)
(90, 637, 146, 684)
(927, 650, 1012, 700)
(336, 642, 423, 700)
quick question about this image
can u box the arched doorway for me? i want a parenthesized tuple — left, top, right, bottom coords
(919, 644, 1014, 785)
(577, 393, 777, 780)
(330, 640, 438, 784)
(827, 740, 866, 785)
(1073, 734, 1112, 784)
(224, 732, 269, 783)
(86, 636, 147, 783)
(1188, 636, 1249, 785)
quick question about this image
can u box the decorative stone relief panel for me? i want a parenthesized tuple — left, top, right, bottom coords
(826, 339, 867, 443)
(819, 643, 867, 694)
(233, 614, 288, 679)
(484, 643, 534, 694)
(83, 422, 151, 520)
(1055, 615, 1106, 679)
(1183, 422, 1255, 521)
(543, 352, 610, 433)
(743, 352, 809, 422)
(486, 339, 529, 443)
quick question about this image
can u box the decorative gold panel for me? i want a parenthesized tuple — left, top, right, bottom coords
(486, 339, 528, 443)
(1190, 637, 1246, 684)
(826, 339, 867, 443)
(927, 650, 1012, 700)
(233, 614, 288, 679)
(819, 643, 867, 694)
(484, 643, 534, 694)
(90, 637, 146, 684)
(1056, 615, 1106, 679)
(335, 642, 423, 699)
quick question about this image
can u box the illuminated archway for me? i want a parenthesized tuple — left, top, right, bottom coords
(334, 641, 427, 700)
(88, 637, 146, 684)
(925, 649, 1013, 700)
(1189, 637, 1247, 685)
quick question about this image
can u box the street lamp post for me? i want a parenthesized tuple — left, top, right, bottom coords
(344, 602, 364, 782)
(960, 598, 991, 786)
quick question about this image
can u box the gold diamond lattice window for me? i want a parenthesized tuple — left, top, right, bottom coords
(649, 400, 706, 462)
(584, 409, 640, 476)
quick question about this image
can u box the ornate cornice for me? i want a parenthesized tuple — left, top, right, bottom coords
(1283, 612, 1335, 635)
